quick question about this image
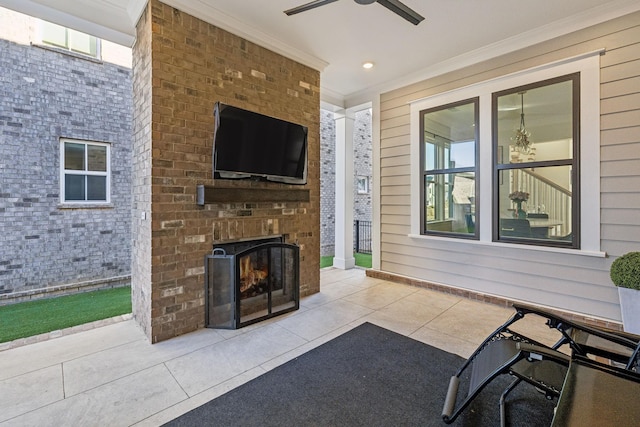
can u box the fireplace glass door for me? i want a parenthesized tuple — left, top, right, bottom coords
(237, 243, 298, 326)
(205, 240, 299, 329)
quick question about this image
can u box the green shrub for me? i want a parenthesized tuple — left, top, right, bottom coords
(610, 252, 640, 290)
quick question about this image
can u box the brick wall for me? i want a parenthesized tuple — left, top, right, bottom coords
(131, 4, 153, 338)
(353, 109, 372, 222)
(320, 109, 336, 256)
(133, 1, 320, 343)
(0, 36, 132, 300)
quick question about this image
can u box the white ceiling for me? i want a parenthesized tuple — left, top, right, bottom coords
(2, 0, 639, 107)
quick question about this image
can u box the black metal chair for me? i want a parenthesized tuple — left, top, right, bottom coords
(551, 354, 640, 426)
(442, 303, 640, 426)
(441, 306, 570, 426)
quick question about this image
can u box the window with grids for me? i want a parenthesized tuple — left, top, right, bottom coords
(493, 73, 579, 247)
(60, 140, 110, 203)
(40, 21, 100, 58)
(420, 98, 479, 238)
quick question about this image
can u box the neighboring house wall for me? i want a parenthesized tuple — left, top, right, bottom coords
(0, 8, 131, 68)
(320, 109, 336, 257)
(353, 108, 373, 222)
(0, 8, 132, 301)
(375, 11, 640, 324)
(319, 108, 372, 257)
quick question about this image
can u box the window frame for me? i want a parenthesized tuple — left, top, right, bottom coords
(408, 51, 602, 256)
(419, 97, 479, 239)
(38, 20, 101, 59)
(356, 176, 370, 194)
(492, 73, 580, 248)
(59, 139, 111, 205)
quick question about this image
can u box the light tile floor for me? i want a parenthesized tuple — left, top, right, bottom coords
(0, 268, 561, 426)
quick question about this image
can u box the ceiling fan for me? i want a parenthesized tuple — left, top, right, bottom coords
(284, 0, 425, 26)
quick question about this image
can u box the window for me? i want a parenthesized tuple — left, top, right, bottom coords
(40, 21, 100, 58)
(356, 176, 370, 194)
(60, 139, 110, 203)
(410, 52, 601, 253)
(494, 74, 579, 248)
(420, 98, 478, 238)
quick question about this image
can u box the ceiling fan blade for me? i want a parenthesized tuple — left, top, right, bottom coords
(284, 0, 340, 16)
(376, 0, 424, 25)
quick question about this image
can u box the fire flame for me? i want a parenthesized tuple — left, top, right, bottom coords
(239, 255, 268, 293)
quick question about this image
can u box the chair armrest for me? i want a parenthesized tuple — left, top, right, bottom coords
(441, 376, 460, 423)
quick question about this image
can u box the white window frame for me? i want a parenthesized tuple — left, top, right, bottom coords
(409, 51, 603, 256)
(357, 176, 370, 194)
(38, 20, 101, 59)
(60, 139, 111, 204)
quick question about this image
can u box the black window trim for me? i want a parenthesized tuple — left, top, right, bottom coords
(420, 96, 480, 240)
(491, 72, 581, 249)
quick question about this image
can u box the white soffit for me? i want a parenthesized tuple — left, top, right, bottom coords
(0, 0, 145, 46)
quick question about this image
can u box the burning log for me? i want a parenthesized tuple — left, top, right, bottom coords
(239, 255, 268, 293)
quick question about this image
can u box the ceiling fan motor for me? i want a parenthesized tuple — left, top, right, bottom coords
(284, 0, 425, 26)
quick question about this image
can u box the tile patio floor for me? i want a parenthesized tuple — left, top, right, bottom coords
(0, 268, 560, 426)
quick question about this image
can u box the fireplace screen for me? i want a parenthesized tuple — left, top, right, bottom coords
(205, 239, 299, 329)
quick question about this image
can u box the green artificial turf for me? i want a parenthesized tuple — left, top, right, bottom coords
(354, 253, 373, 268)
(0, 286, 132, 343)
(320, 253, 372, 269)
(320, 255, 334, 268)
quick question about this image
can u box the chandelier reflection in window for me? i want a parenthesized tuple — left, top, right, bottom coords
(511, 91, 532, 154)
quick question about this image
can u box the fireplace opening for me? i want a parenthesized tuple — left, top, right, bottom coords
(205, 236, 299, 329)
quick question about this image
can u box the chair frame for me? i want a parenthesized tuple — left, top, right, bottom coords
(442, 307, 569, 425)
(442, 303, 640, 425)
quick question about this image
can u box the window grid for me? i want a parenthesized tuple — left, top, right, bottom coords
(492, 73, 580, 248)
(60, 140, 110, 204)
(420, 98, 479, 239)
(40, 21, 101, 59)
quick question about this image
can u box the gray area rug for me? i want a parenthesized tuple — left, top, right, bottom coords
(164, 322, 555, 426)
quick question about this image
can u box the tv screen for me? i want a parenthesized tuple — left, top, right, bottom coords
(213, 102, 308, 185)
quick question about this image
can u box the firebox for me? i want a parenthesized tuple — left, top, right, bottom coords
(205, 236, 299, 329)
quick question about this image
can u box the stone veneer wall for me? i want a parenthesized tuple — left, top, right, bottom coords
(132, 1, 320, 343)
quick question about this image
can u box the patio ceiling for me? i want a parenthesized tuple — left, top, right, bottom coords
(1, 0, 639, 107)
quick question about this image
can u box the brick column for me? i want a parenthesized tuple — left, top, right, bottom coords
(131, 4, 153, 338)
(132, 0, 320, 343)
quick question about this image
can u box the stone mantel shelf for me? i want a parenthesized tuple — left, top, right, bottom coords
(196, 184, 310, 205)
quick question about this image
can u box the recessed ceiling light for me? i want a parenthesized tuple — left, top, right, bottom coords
(362, 62, 374, 70)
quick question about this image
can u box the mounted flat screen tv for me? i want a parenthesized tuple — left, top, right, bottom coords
(212, 102, 308, 185)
